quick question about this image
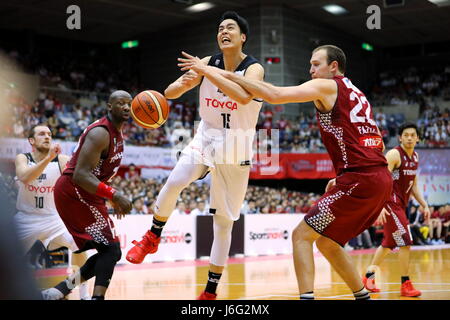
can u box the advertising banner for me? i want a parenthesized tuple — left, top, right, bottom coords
(249, 153, 335, 180)
(0, 138, 177, 169)
(416, 149, 450, 206)
(112, 214, 196, 264)
(244, 214, 318, 256)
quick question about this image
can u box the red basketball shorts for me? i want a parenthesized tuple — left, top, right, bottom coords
(381, 201, 413, 249)
(304, 166, 392, 247)
(54, 174, 119, 251)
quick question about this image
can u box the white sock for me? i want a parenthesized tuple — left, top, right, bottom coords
(354, 287, 370, 300)
(79, 282, 90, 300)
(300, 291, 314, 300)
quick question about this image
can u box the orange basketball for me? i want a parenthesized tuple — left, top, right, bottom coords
(130, 90, 170, 129)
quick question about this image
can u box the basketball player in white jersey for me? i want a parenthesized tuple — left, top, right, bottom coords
(15, 124, 90, 300)
(127, 11, 265, 300)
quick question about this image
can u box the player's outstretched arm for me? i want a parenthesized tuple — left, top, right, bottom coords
(15, 143, 61, 184)
(223, 72, 336, 108)
(164, 56, 211, 99)
(178, 51, 264, 105)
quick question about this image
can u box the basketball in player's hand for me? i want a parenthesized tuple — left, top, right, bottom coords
(131, 90, 170, 129)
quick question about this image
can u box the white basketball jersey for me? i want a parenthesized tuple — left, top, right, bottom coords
(196, 53, 263, 164)
(199, 53, 263, 131)
(16, 153, 61, 215)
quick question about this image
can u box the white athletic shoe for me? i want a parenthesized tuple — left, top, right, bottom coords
(79, 283, 90, 300)
(41, 288, 64, 300)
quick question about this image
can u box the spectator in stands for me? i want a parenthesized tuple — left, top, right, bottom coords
(131, 197, 148, 215)
(170, 121, 192, 149)
(173, 202, 188, 215)
(124, 163, 140, 181)
(358, 229, 374, 249)
(246, 199, 258, 214)
(440, 205, 450, 243)
(408, 205, 428, 245)
(428, 206, 444, 244)
(13, 119, 24, 137)
(186, 200, 197, 214)
(47, 114, 59, 137)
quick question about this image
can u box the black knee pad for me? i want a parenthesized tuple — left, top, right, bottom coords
(93, 242, 122, 288)
(96, 242, 122, 262)
(107, 242, 122, 262)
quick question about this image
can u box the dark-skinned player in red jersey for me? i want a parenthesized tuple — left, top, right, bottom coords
(41, 90, 133, 300)
(211, 45, 392, 300)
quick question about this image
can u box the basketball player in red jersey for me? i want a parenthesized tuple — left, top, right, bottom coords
(220, 45, 392, 300)
(363, 123, 430, 297)
(41, 90, 132, 300)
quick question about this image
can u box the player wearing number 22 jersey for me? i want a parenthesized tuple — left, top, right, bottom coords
(224, 45, 392, 300)
(307, 74, 392, 245)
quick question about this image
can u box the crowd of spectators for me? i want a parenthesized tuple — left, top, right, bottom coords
(1, 47, 140, 96)
(256, 107, 325, 153)
(108, 173, 321, 215)
(373, 105, 450, 148)
(370, 65, 450, 106)
(416, 105, 450, 147)
(3, 46, 450, 151)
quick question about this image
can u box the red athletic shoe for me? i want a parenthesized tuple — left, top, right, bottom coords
(126, 231, 160, 264)
(362, 276, 381, 293)
(197, 291, 217, 300)
(401, 280, 421, 297)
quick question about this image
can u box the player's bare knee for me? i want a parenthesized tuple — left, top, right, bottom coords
(292, 222, 314, 243)
(292, 226, 311, 244)
(316, 237, 339, 253)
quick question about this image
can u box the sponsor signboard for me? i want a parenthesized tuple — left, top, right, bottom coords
(112, 214, 196, 264)
(244, 214, 318, 256)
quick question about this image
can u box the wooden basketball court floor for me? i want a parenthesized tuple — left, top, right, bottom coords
(35, 244, 450, 300)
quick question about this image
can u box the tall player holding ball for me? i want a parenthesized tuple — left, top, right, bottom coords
(127, 11, 265, 300)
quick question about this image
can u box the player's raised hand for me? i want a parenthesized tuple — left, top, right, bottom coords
(375, 207, 390, 225)
(48, 143, 61, 160)
(180, 70, 199, 86)
(178, 51, 206, 75)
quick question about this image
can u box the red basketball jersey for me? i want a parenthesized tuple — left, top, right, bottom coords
(316, 76, 387, 176)
(390, 146, 419, 209)
(64, 116, 123, 183)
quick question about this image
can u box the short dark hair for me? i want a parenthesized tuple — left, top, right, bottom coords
(28, 124, 48, 139)
(220, 11, 249, 46)
(399, 122, 419, 137)
(313, 45, 346, 74)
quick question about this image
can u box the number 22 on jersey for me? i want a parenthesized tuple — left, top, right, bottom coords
(343, 78, 376, 126)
